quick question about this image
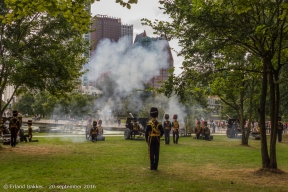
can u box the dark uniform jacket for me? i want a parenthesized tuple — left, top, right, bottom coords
(278, 122, 283, 131)
(90, 126, 98, 135)
(204, 126, 210, 135)
(145, 119, 164, 141)
(9, 117, 20, 135)
(163, 120, 171, 131)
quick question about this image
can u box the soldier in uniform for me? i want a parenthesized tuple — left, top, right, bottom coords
(163, 114, 171, 144)
(195, 120, 202, 139)
(277, 117, 284, 142)
(203, 121, 211, 141)
(9, 110, 21, 147)
(131, 118, 140, 139)
(90, 120, 98, 142)
(24, 120, 33, 142)
(172, 114, 179, 144)
(145, 107, 164, 170)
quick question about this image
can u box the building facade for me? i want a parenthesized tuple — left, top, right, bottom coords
(87, 15, 133, 87)
(121, 23, 133, 45)
(90, 15, 122, 55)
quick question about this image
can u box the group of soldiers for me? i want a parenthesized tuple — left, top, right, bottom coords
(251, 117, 285, 142)
(86, 119, 104, 142)
(194, 120, 211, 141)
(0, 110, 34, 147)
(162, 114, 180, 144)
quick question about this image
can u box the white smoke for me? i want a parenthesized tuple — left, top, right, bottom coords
(161, 94, 186, 123)
(89, 36, 169, 95)
(86, 36, 189, 128)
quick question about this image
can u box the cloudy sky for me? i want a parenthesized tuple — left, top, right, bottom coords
(91, 0, 183, 76)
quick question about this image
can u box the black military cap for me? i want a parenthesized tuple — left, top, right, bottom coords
(150, 107, 158, 118)
(27, 120, 32, 125)
(13, 110, 18, 116)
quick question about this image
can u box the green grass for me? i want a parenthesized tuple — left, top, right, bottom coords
(1, 134, 288, 192)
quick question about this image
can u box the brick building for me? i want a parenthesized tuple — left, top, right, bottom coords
(90, 15, 122, 55)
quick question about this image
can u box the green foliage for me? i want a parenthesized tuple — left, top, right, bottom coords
(32, 92, 48, 117)
(3, 0, 91, 33)
(116, 0, 138, 9)
(0, 0, 88, 114)
(3, 0, 138, 32)
(143, 0, 288, 167)
(12, 94, 35, 115)
(12, 91, 96, 119)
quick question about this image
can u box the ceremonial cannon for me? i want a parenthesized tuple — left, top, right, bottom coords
(124, 116, 149, 140)
(0, 116, 22, 145)
(226, 118, 241, 138)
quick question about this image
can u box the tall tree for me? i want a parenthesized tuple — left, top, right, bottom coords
(0, 0, 88, 114)
(0, 0, 139, 114)
(3, 0, 139, 33)
(12, 94, 35, 115)
(143, 0, 288, 169)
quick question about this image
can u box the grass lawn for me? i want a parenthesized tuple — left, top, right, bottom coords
(1, 134, 288, 192)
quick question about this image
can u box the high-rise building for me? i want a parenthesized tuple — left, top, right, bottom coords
(81, 4, 91, 87)
(121, 23, 133, 44)
(87, 15, 133, 87)
(90, 15, 122, 55)
(81, 33, 91, 86)
(133, 31, 174, 88)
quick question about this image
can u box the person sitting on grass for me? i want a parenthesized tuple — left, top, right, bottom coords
(90, 121, 98, 142)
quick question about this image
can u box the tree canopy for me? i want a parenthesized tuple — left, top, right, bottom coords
(0, 0, 89, 113)
(0, 0, 139, 114)
(3, 0, 139, 33)
(143, 0, 288, 169)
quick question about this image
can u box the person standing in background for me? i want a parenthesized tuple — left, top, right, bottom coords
(163, 114, 172, 145)
(172, 114, 179, 144)
(145, 107, 164, 170)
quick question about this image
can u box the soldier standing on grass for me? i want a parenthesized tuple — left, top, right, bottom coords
(172, 114, 179, 144)
(278, 117, 284, 143)
(145, 107, 164, 170)
(9, 110, 21, 147)
(163, 114, 171, 144)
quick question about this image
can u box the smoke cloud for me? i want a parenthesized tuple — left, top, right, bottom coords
(89, 36, 169, 94)
(87, 36, 187, 123)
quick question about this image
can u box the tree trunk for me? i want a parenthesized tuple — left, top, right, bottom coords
(269, 69, 280, 169)
(259, 58, 270, 168)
